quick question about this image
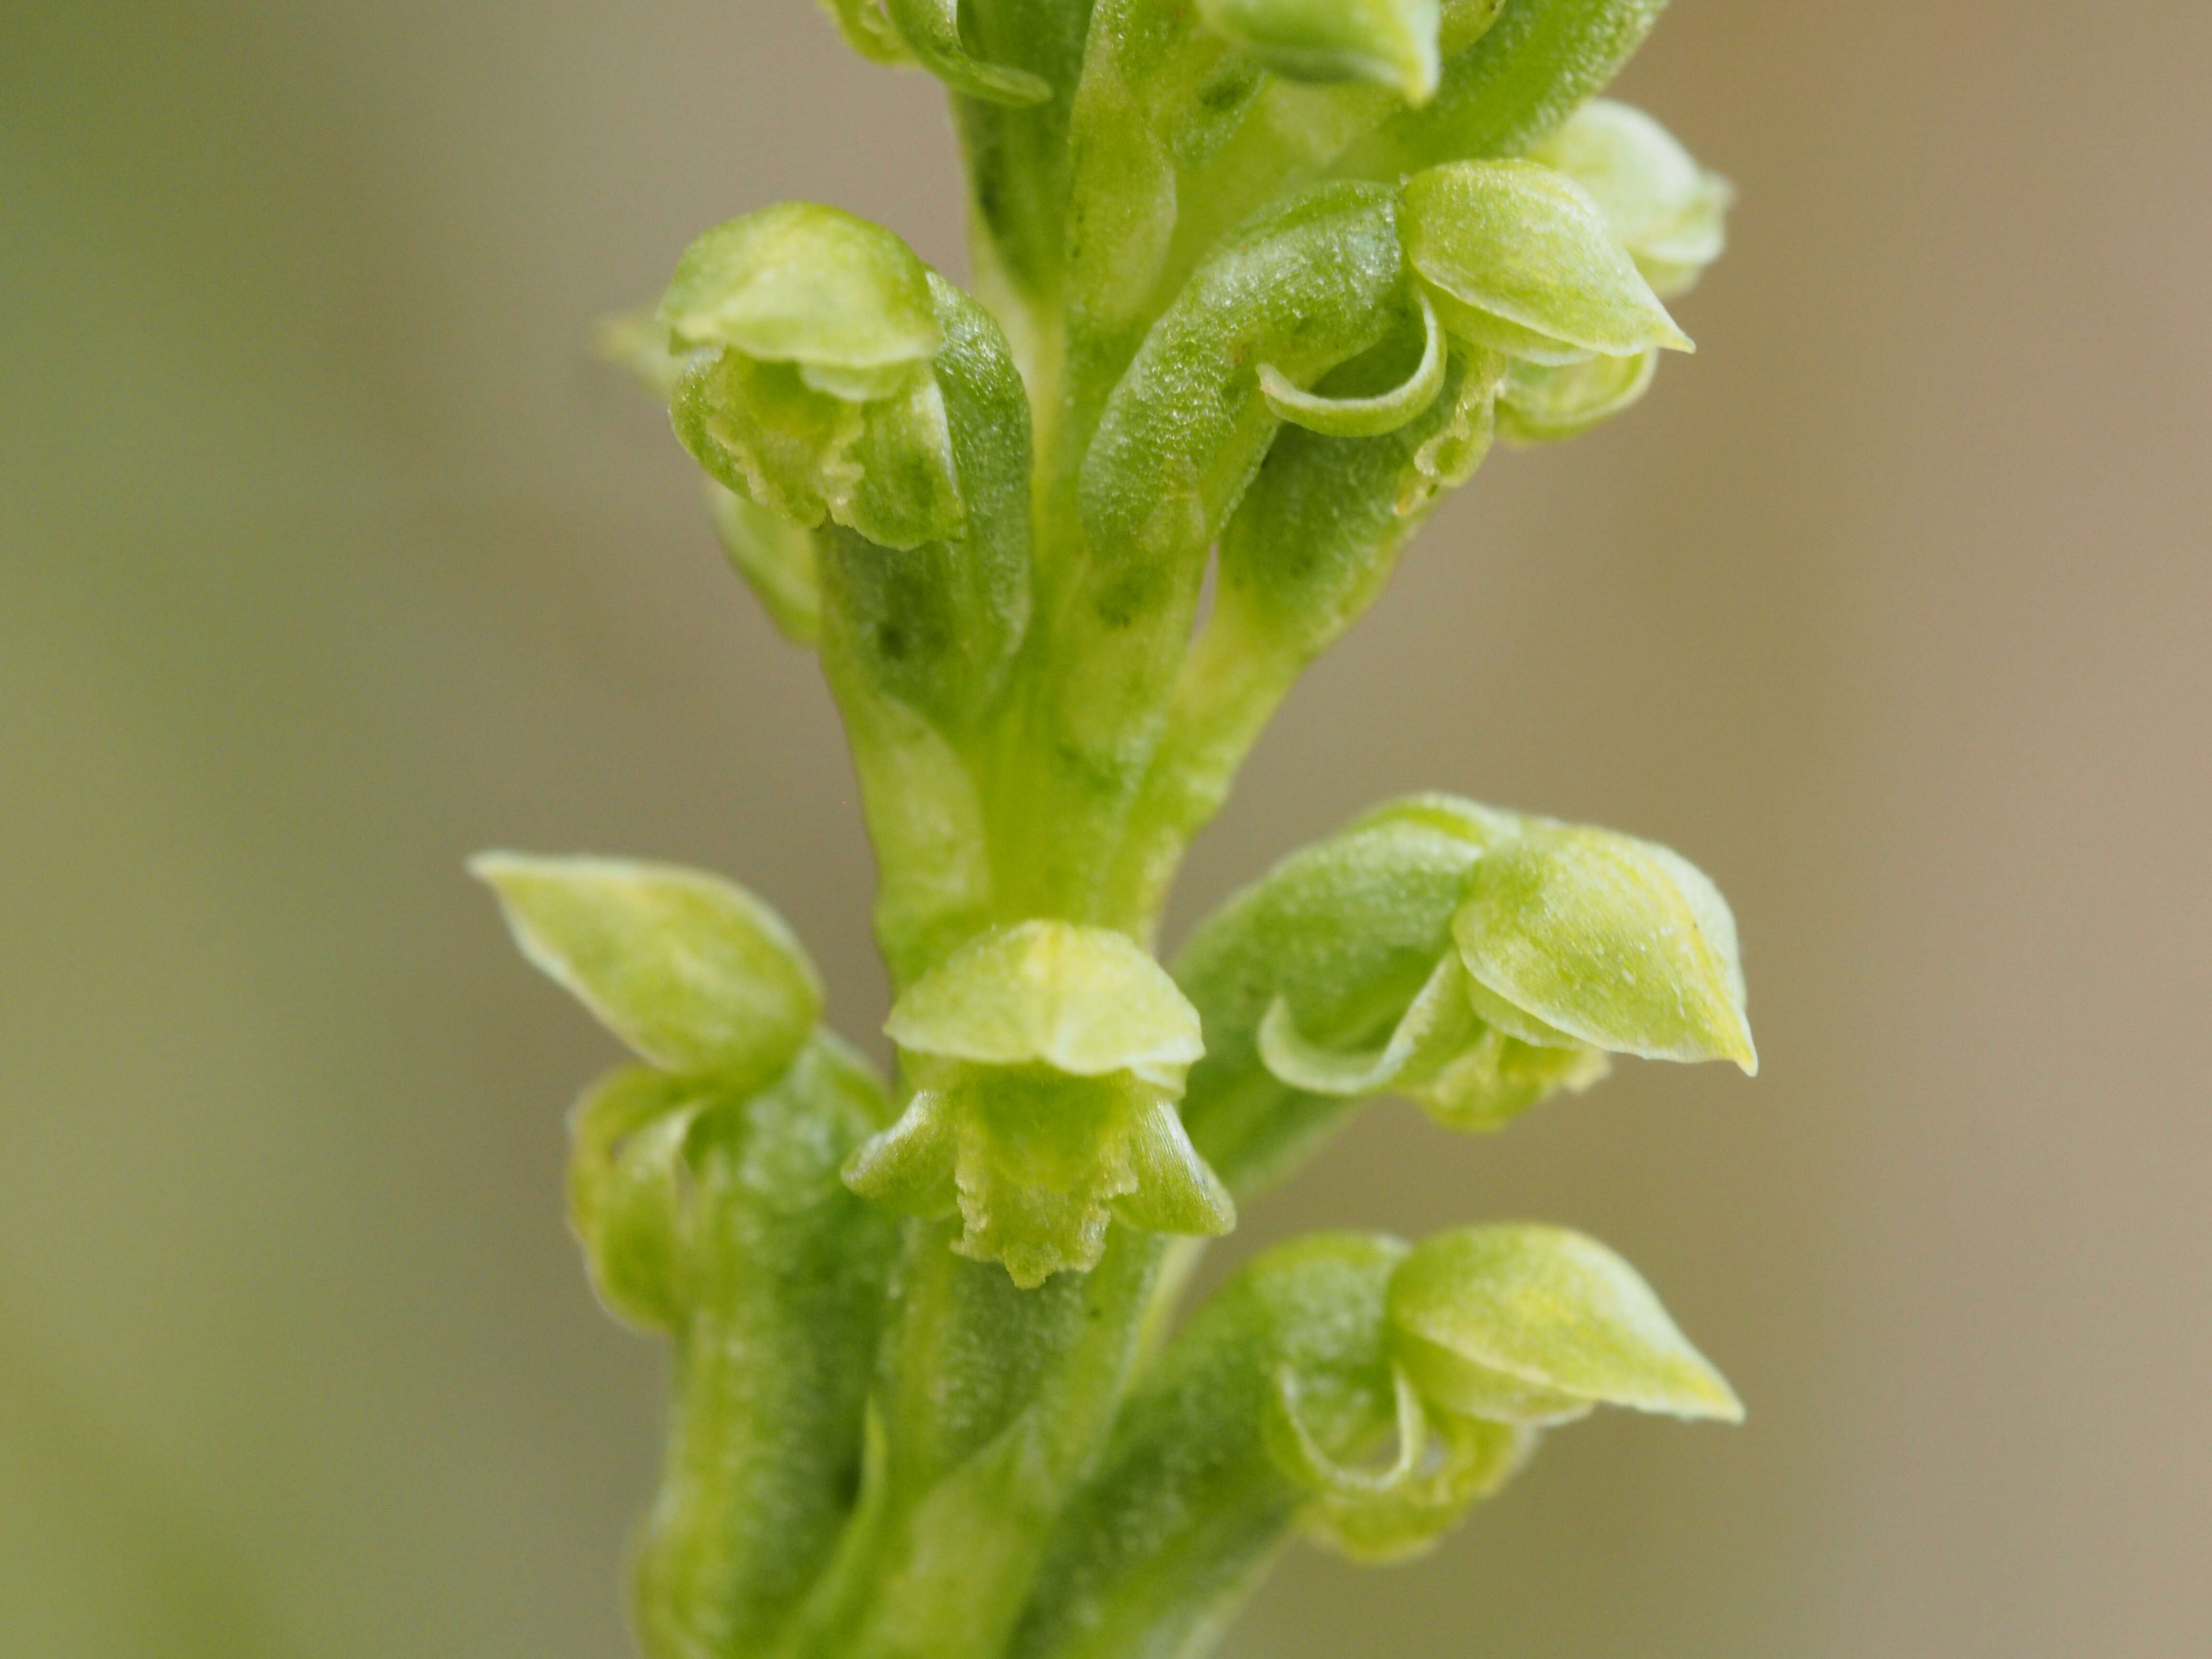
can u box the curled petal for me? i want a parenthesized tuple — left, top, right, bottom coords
(1259, 289, 1449, 436)
(844, 1069, 1232, 1286)
(1269, 1364, 1529, 1561)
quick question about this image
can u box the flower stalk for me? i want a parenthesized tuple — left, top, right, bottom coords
(483, 3, 1757, 1655)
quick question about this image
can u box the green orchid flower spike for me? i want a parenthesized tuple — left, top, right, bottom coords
(478, 3, 1759, 1655)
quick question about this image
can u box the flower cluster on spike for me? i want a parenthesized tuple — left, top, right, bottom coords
(485, 4, 1755, 1657)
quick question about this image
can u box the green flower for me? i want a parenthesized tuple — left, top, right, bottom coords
(845, 922, 1234, 1286)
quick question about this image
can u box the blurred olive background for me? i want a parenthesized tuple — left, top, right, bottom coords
(5, 1, 2208, 1654)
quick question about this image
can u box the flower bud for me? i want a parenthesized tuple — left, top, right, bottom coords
(472, 853, 822, 1089)
(1532, 98, 1731, 299)
(845, 922, 1233, 1286)
(1387, 1224, 1743, 1425)
(1197, 0, 1444, 105)
(1401, 158, 1691, 364)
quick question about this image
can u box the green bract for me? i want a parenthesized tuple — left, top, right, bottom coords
(484, 6, 1756, 1657)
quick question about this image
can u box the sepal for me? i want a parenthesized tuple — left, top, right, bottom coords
(847, 923, 1232, 1285)
(1401, 159, 1691, 364)
(1387, 1224, 1744, 1424)
(1268, 1366, 1528, 1560)
(1532, 99, 1731, 299)
(567, 1068, 704, 1331)
(708, 483, 823, 642)
(1451, 822, 1757, 1071)
(1197, 0, 1444, 105)
(1495, 347, 1658, 444)
(472, 853, 821, 1087)
(660, 203, 940, 379)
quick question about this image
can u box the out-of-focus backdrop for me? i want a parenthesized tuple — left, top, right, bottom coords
(5, 2, 2207, 1654)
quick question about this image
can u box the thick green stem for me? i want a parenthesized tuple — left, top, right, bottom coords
(791, 1221, 1166, 1659)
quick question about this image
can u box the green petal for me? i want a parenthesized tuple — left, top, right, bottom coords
(840, 1085, 960, 1220)
(1255, 953, 1482, 1099)
(567, 1068, 704, 1331)
(1259, 289, 1449, 436)
(1389, 1225, 1744, 1425)
(1496, 348, 1658, 445)
(1198, 0, 1443, 105)
(658, 202, 941, 371)
(1451, 823, 1756, 1070)
(1531, 99, 1731, 299)
(1402, 159, 1692, 363)
(1271, 1366, 1530, 1560)
(886, 921, 1203, 1087)
(673, 350, 963, 551)
(1407, 1028, 1610, 1133)
(1113, 1097, 1238, 1238)
(472, 854, 821, 1084)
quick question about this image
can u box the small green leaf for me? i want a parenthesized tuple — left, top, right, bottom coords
(1197, 0, 1443, 105)
(885, 921, 1203, 1087)
(1532, 99, 1731, 299)
(1389, 1224, 1744, 1425)
(1401, 159, 1691, 364)
(472, 854, 822, 1084)
(1259, 289, 1448, 436)
(1451, 823, 1757, 1071)
(1495, 347, 1658, 445)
